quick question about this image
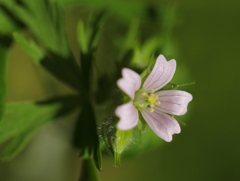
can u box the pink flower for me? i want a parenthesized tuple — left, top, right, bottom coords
(115, 54, 193, 142)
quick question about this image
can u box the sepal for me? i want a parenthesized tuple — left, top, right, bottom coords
(113, 129, 132, 167)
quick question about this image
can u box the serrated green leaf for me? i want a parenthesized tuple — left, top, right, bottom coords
(1, 1, 89, 93)
(22, 0, 69, 57)
(0, 101, 60, 160)
(0, 102, 59, 143)
(113, 129, 132, 166)
(13, 32, 44, 63)
(1, 0, 69, 57)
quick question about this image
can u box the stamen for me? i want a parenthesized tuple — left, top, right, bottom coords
(150, 89, 155, 93)
(150, 103, 154, 108)
(150, 108, 154, 112)
(138, 104, 144, 107)
(141, 92, 147, 97)
(155, 101, 161, 105)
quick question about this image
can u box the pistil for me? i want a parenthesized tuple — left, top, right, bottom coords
(134, 90, 161, 112)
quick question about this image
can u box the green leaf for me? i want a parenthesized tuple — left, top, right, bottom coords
(40, 53, 82, 91)
(0, 50, 7, 120)
(1, 0, 70, 57)
(68, 0, 145, 21)
(77, 11, 106, 55)
(87, 11, 106, 51)
(0, 35, 11, 120)
(0, 102, 59, 143)
(13, 32, 44, 63)
(1, 97, 80, 161)
(0, 1, 81, 92)
(130, 37, 162, 69)
(113, 129, 132, 166)
(78, 12, 106, 90)
(121, 126, 164, 158)
(71, 101, 102, 171)
(0, 5, 21, 34)
(77, 20, 89, 54)
(124, 19, 140, 50)
(93, 144, 102, 172)
(72, 103, 100, 159)
(37, 95, 81, 117)
(0, 102, 60, 160)
(0, 128, 38, 160)
(79, 159, 100, 181)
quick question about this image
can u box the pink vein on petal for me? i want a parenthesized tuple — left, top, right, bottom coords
(155, 90, 193, 115)
(143, 54, 176, 91)
(141, 110, 180, 142)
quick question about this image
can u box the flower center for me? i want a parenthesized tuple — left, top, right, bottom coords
(134, 89, 160, 112)
(148, 94, 158, 105)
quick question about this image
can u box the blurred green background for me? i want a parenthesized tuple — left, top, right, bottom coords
(100, 1, 240, 181)
(1, 0, 240, 181)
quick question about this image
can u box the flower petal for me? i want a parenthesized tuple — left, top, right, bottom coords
(115, 101, 139, 130)
(117, 68, 141, 100)
(143, 54, 176, 91)
(141, 110, 180, 142)
(155, 90, 193, 115)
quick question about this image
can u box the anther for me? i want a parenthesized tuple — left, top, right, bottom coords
(138, 104, 144, 107)
(141, 92, 147, 97)
(155, 101, 161, 105)
(150, 89, 155, 93)
(150, 108, 154, 112)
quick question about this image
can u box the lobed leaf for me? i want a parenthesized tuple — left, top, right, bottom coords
(13, 32, 44, 63)
(0, 102, 60, 160)
(0, 128, 38, 161)
(1, 0, 69, 57)
(0, 102, 59, 143)
(72, 103, 101, 170)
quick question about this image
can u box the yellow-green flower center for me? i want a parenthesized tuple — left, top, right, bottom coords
(134, 89, 161, 112)
(148, 94, 158, 105)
